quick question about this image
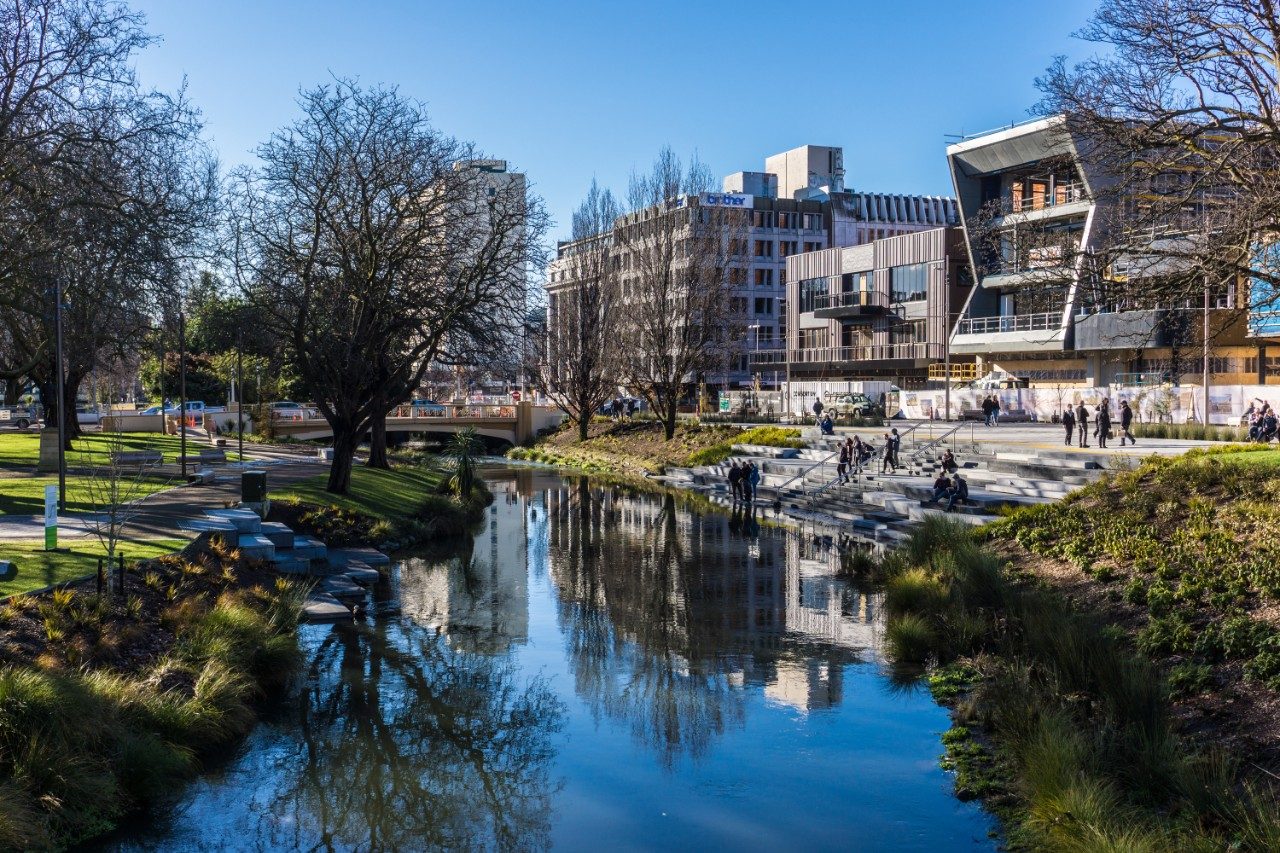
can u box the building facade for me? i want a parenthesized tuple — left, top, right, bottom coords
(945, 116, 1256, 389)
(544, 145, 955, 393)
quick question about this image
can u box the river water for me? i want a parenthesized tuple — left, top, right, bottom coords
(106, 466, 995, 852)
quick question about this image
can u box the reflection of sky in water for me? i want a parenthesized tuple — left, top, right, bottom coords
(103, 467, 995, 852)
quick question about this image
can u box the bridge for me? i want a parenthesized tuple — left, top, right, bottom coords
(268, 402, 564, 447)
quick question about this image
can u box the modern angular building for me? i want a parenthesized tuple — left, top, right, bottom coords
(945, 116, 1257, 389)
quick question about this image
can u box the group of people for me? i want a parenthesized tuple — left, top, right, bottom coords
(727, 460, 762, 503)
(604, 397, 638, 420)
(979, 395, 1003, 426)
(830, 429, 904, 482)
(1246, 402, 1279, 443)
(1058, 399, 1135, 449)
(924, 470, 970, 512)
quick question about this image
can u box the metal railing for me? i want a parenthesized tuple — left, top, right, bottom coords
(389, 404, 518, 419)
(911, 421, 983, 460)
(928, 362, 981, 382)
(1008, 183, 1087, 213)
(749, 342, 944, 366)
(812, 290, 890, 312)
(955, 312, 1062, 336)
(797, 420, 931, 504)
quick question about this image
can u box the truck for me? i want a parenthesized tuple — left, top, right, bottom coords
(0, 406, 37, 430)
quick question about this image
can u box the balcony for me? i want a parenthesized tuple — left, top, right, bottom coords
(950, 310, 1067, 355)
(749, 342, 944, 372)
(1008, 182, 1086, 213)
(812, 289, 891, 321)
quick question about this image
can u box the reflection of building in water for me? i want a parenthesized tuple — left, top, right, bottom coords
(542, 478, 884, 714)
(400, 475, 531, 653)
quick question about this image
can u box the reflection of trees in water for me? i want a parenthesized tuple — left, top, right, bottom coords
(549, 478, 747, 768)
(265, 619, 564, 851)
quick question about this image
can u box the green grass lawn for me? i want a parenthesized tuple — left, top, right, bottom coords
(273, 465, 448, 522)
(0, 537, 187, 596)
(0, 431, 246, 469)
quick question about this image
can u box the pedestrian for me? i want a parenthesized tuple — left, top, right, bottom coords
(881, 430, 900, 474)
(889, 428, 901, 469)
(991, 396, 1002, 426)
(940, 449, 958, 474)
(1062, 406, 1076, 447)
(1119, 400, 1136, 446)
(728, 460, 743, 502)
(813, 398, 824, 425)
(981, 396, 992, 426)
(853, 435, 871, 470)
(746, 462, 761, 503)
(1075, 402, 1090, 448)
(945, 472, 969, 513)
(1097, 399, 1112, 449)
(837, 438, 852, 484)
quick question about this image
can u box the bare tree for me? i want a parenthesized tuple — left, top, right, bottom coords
(80, 431, 168, 572)
(537, 180, 621, 441)
(615, 148, 746, 440)
(233, 80, 545, 493)
(1038, 0, 1280, 319)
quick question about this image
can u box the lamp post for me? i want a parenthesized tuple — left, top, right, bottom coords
(54, 279, 67, 512)
(236, 333, 244, 464)
(178, 310, 187, 480)
(747, 323, 761, 416)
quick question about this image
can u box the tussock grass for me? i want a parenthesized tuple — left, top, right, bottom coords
(875, 521, 1280, 851)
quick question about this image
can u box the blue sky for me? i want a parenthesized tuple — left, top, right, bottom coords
(132, 0, 1100, 241)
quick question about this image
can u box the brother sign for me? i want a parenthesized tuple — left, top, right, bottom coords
(699, 192, 753, 208)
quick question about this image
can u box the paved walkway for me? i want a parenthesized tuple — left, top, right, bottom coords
(0, 441, 329, 541)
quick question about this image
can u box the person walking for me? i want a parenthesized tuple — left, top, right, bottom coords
(991, 397, 1002, 426)
(728, 461, 743, 502)
(981, 396, 993, 426)
(813, 398, 824, 422)
(1097, 399, 1112, 449)
(1075, 402, 1090, 448)
(837, 438, 852, 484)
(881, 430, 900, 474)
(1061, 406, 1076, 447)
(1119, 400, 1136, 446)
(746, 462, 761, 503)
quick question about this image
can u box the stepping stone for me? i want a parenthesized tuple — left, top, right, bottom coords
(237, 533, 275, 560)
(302, 594, 350, 623)
(343, 563, 381, 585)
(327, 547, 389, 568)
(207, 508, 263, 533)
(271, 556, 310, 575)
(259, 521, 295, 548)
(319, 575, 364, 600)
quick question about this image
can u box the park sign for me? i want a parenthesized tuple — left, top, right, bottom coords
(44, 485, 57, 550)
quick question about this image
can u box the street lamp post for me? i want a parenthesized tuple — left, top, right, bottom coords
(54, 279, 67, 512)
(236, 333, 244, 464)
(178, 311, 187, 480)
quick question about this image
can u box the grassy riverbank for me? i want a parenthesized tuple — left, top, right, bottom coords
(270, 463, 490, 550)
(866, 447, 1280, 850)
(0, 535, 304, 850)
(0, 538, 186, 597)
(507, 419, 803, 476)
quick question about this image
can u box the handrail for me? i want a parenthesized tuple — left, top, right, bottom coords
(911, 421, 981, 460)
(793, 420, 930, 502)
(773, 451, 838, 494)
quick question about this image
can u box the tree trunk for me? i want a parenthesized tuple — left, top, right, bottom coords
(62, 372, 84, 447)
(577, 412, 590, 442)
(663, 396, 678, 440)
(366, 408, 390, 469)
(326, 425, 360, 494)
(3, 377, 18, 406)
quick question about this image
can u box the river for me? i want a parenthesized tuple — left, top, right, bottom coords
(102, 465, 996, 851)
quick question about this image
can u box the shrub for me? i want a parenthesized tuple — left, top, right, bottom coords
(885, 613, 937, 665)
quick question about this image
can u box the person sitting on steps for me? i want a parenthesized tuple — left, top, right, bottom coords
(940, 449, 958, 474)
(945, 472, 969, 513)
(925, 473, 951, 505)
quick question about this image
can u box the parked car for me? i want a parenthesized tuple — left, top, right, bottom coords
(164, 401, 225, 417)
(0, 406, 36, 429)
(76, 406, 102, 426)
(138, 404, 165, 416)
(832, 393, 878, 418)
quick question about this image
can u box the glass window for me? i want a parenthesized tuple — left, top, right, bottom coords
(799, 278, 826, 314)
(890, 263, 929, 302)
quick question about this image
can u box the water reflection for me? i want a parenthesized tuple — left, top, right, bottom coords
(108, 467, 993, 852)
(544, 476, 882, 766)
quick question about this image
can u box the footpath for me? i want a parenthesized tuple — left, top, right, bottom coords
(657, 421, 1220, 545)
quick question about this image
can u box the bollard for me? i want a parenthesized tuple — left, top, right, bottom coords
(117, 553, 125, 595)
(97, 557, 104, 596)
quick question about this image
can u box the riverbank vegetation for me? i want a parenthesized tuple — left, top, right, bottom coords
(0, 538, 185, 597)
(0, 535, 304, 850)
(507, 419, 802, 475)
(270, 462, 491, 550)
(866, 447, 1280, 850)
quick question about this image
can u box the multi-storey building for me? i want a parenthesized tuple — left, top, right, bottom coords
(751, 226, 968, 397)
(544, 145, 954, 393)
(945, 116, 1256, 390)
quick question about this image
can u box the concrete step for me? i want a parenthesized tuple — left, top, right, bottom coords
(289, 535, 328, 561)
(302, 593, 351, 623)
(344, 561, 381, 584)
(207, 508, 263, 533)
(237, 533, 275, 560)
(259, 521, 296, 548)
(328, 547, 390, 568)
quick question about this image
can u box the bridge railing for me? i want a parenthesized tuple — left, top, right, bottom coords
(388, 404, 518, 420)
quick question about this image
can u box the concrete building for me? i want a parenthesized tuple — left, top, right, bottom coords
(945, 116, 1255, 390)
(751, 226, 970, 400)
(544, 145, 955, 393)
